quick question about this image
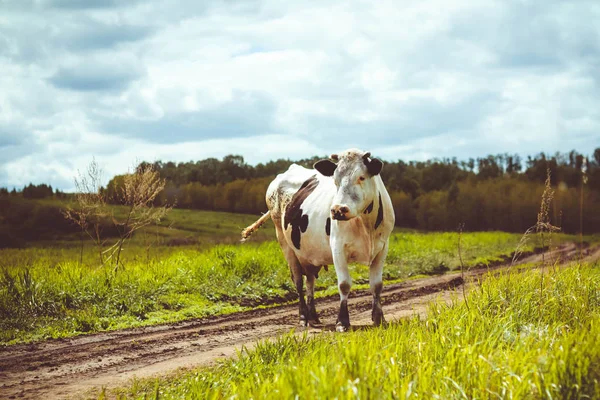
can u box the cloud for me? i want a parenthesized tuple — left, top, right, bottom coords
(0, 133, 323, 191)
(40, 0, 136, 10)
(0, 13, 152, 65)
(298, 90, 500, 149)
(0, 124, 38, 164)
(0, 128, 26, 147)
(47, 54, 145, 91)
(99, 90, 278, 142)
(449, 0, 600, 70)
(0, 0, 599, 190)
(59, 19, 154, 51)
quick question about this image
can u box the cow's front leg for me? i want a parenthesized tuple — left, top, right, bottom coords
(370, 243, 388, 326)
(305, 272, 321, 326)
(332, 245, 351, 332)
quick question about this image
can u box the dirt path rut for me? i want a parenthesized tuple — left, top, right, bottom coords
(0, 242, 596, 399)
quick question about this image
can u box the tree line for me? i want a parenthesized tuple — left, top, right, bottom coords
(101, 148, 600, 234)
(101, 149, 599, 196)
(2, 149, 599, 235)
(0, 183, 67, 199)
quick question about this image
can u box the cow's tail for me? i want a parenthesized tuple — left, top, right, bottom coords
(241, 211, 271, 242)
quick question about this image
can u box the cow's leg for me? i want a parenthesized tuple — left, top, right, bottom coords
(275, 225, 308, 326)
(283, 247, 308, 326)
(290, 260, 309, 326)
(369, 242, 388, 326)
(332, 245, 351, 332)
(305, 272, 320, 326)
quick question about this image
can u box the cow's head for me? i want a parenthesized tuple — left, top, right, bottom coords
(314, 149, 383, 221)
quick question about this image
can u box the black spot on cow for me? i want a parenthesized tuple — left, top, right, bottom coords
(325, 217, 331, 236)
(375, 192, 384, 229)
(363, 200, 374, 214)
(284, 175, 319, 250)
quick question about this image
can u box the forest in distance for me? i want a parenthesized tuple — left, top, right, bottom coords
(1, 148, 599, 247)
(107, 148, 600, 233)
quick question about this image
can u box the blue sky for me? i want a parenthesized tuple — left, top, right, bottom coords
(0, 0, 599, 190)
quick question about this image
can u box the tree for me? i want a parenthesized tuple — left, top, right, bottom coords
(505, 154, 522, 174)
(22, 183, 53, 199)
(477, 156, 502, 180)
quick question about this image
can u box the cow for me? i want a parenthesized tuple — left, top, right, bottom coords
(241, 149, 395, 332)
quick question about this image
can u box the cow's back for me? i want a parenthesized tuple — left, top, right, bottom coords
(266, 164, 315, 221)
(266, 164, 335, 267)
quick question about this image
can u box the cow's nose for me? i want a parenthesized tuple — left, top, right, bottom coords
(331, 205, 350, 220)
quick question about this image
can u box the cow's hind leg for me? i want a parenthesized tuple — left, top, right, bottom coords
(274, 224, 309, 325)
(279, 243, 309, 325)
(305, 272, 321, 326)
(370, 243, 388, 326)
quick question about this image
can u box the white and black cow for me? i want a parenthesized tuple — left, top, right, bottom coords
(242, 149, 395, 332)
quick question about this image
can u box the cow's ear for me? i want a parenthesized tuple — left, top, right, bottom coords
(365, 157, 383, 176)
(314, 159, 337, 177)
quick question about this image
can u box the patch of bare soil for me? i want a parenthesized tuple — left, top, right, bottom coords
(0, 242, 596, 399)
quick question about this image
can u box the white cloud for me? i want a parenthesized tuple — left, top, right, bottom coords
(0, 133, 323, 190)
(0, 0, 599, 190)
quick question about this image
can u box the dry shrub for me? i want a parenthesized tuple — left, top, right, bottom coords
(106, 163, 172, 268)
(65, 161, 172, 269)
(63, 159, 108, 264)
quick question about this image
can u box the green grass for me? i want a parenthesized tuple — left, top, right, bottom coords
(116, 262, 600, 399)
(0, 228, 584, 345)
(31, 204, 277, 248)
(113, 205, 277, 245)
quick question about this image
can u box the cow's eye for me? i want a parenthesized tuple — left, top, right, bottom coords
(358, 176, 366, 182)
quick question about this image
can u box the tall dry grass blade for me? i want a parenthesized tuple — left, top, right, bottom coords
(511, 226, 536, 267)
(580, 157, 588, 263)
(512, 168, 560, 268)
(457, 223, 469, 311)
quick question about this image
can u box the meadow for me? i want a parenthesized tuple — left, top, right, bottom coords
(28, 200, 277, 247)
(118, 263, 600, 399)
(0, 205, 585, 345)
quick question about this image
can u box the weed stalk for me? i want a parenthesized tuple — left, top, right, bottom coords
(579, 157, 588, 263)
(457, 223, 469, 311)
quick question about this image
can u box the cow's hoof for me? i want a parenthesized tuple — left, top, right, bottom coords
(336, 322, 349, 332)
(308, 318, 322, 327)
(372, 313, 386, 327)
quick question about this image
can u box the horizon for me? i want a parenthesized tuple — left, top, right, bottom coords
(4, 146, 596, 193)
(1, 1, 599, 191)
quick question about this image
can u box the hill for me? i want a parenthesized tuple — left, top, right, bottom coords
(0, 196, 274, 248)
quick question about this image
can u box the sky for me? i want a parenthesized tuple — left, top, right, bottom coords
(0, 0, 599, 191)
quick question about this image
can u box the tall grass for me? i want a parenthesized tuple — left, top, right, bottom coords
(0, 232, 582, 345)
(129, 264, 600, 399)
(0, 242, 288, 344)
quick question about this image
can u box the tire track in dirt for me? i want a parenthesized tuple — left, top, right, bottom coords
(0, 242, 595, 399)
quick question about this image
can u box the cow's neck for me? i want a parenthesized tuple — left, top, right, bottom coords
(359, 190, 384, 230)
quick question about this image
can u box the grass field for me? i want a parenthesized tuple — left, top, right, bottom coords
(113, 206, 276, 246)
(0, 206, 586, 345)
(30, 202, 277, 247)
(113, 263, 600, 399)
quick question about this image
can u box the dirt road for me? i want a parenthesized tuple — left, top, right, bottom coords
(0, 242, 596, 399)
